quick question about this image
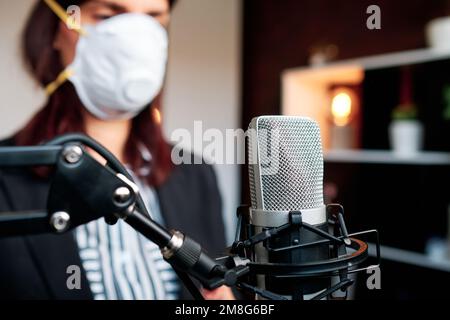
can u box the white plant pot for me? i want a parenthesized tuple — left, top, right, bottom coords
(389, 120, 424, 157)
(426, 16, 450, 52)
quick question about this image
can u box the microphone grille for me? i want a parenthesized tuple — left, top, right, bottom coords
(248, 116, 324, 211)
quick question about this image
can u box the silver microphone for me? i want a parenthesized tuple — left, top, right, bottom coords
(247, 116, 330, 299)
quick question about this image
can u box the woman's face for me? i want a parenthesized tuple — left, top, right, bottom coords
(54, 0, 171, 67)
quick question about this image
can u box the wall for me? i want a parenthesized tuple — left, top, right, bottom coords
(0, 0, 45, 139)
(241, 0, 448, 203)
(242, 0, 448, 128)
(163, 0, 242, 243)
(0, 0, 242, 244)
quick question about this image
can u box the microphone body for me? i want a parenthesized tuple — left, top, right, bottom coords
(247, 116, 330, 299)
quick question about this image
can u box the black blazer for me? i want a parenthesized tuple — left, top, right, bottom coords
(0, 139, 227, 300)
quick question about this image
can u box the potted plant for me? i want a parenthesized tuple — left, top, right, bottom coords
(389, 105, 424, 157)
(388, 67, 424, 157)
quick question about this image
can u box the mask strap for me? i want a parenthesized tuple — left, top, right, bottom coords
(43, 0, 86, 96)
(45, 68, 74, 96)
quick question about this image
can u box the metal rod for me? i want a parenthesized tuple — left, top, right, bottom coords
(302, 222, 344, 244)
(125, 209, 173, 248)
(0, 211, 50, 238)
(311, 278, 353, 300)
(0, 146, 62, 167)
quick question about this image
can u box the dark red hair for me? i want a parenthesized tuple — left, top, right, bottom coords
(15, 0, 177, 186)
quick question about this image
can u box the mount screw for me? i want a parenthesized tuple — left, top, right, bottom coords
(62, 145, 83, 164)
(114, 187, 131, 204)
(50, 211, 71, 233)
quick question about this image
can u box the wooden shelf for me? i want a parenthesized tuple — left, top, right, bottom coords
(285, 47, 450, 75)
(368, 244, 450, 273)
(324, 150, 450, 166)
(282, 48, 450, 150)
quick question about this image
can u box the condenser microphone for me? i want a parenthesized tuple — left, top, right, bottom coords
(247, 116, 330, 299)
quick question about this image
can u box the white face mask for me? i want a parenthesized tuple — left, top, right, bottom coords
(45, 5, 168, 120)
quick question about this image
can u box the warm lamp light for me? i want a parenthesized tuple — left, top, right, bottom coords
(331, 91, 352, 127)
(328, 86, 360, 150)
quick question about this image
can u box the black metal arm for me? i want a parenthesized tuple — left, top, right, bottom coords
(0, 134, 245, 299)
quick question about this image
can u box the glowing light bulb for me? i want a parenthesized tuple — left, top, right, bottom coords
(331, 92, 352, 126)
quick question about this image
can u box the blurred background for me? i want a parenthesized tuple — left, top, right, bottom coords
(1, 0, 450, 299)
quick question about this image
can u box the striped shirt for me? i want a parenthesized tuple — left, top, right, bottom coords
(75, 174, 180, 300)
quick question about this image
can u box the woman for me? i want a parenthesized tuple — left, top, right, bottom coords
(0, 0, 233, 300)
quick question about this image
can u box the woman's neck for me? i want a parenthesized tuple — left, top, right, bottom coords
(83, 111, 132, 164)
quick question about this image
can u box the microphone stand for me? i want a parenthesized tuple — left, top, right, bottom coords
(0, 134, 380, 301)
(0, 134, 249, 300)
